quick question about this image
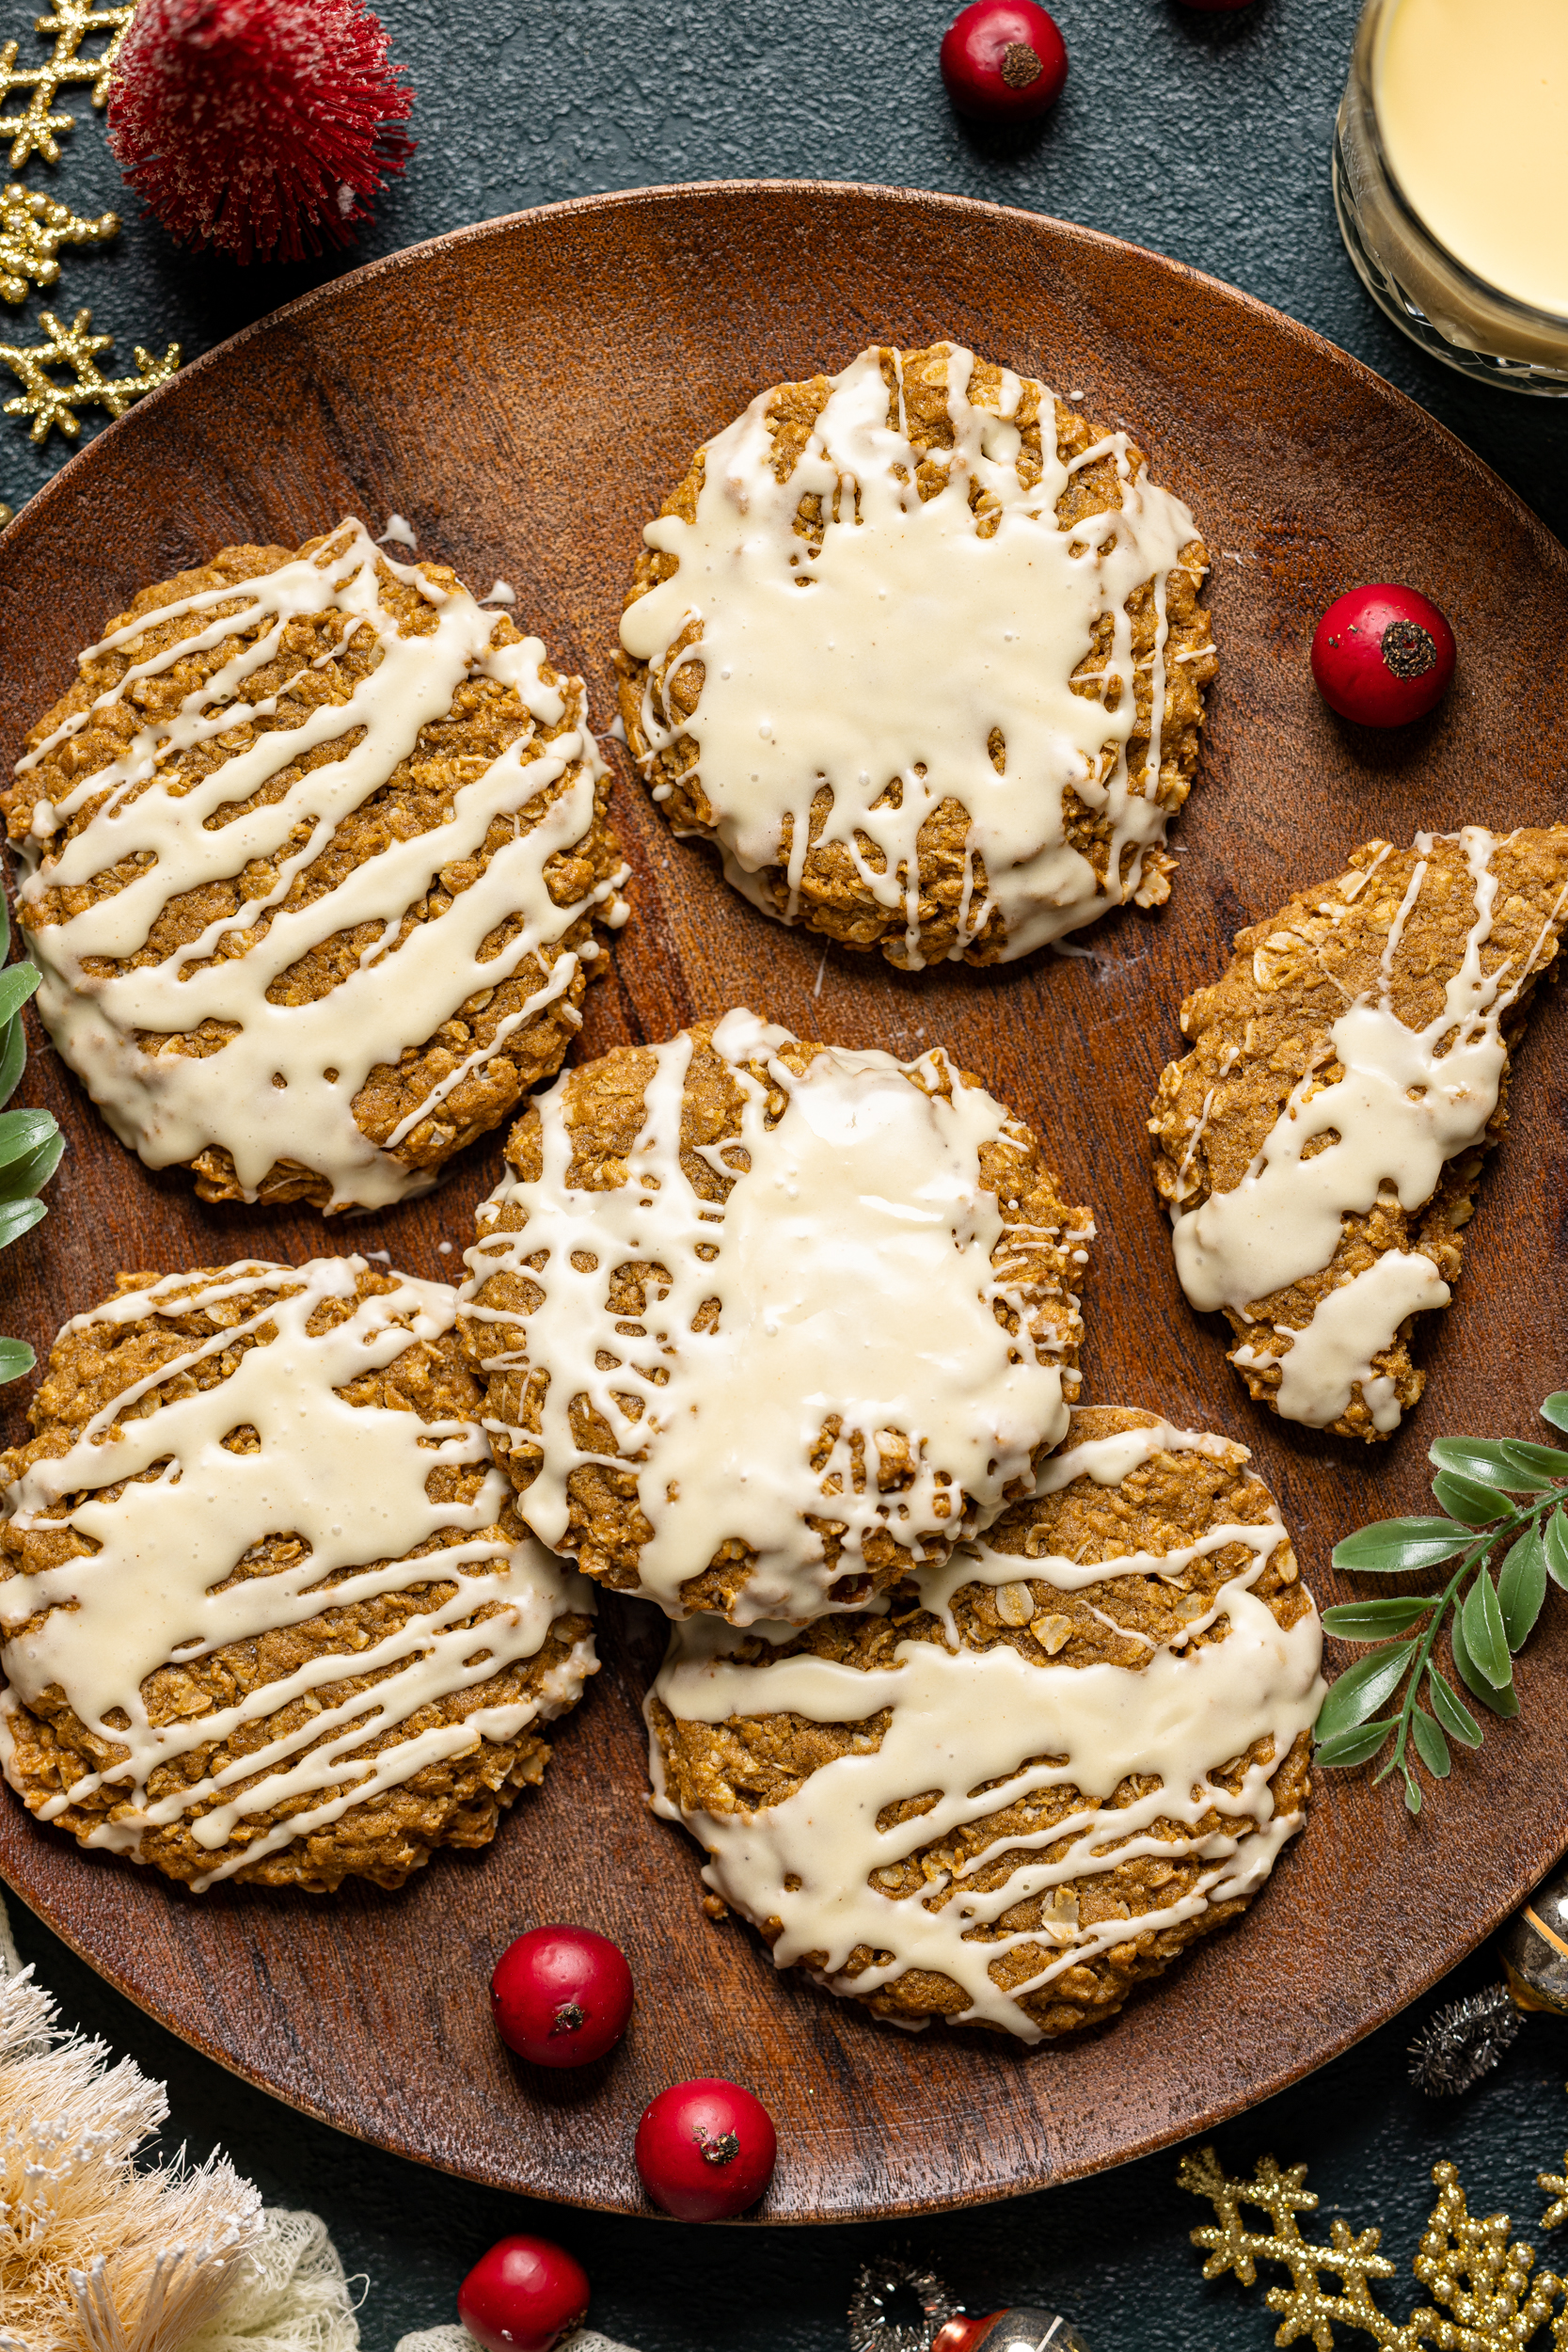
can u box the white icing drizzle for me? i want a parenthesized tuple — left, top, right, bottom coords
(0, 1259, 596, 1889)
(13, 519, 629, 1210)
(649, 1416, 1323, 2041)
(461, 1009, 1074, 1624)
(619, 346, 1205, 966)
(1171, 826, 1568, 1431)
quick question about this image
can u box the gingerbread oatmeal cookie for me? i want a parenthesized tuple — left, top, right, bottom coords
(0, 1257, 596, 1891)
(4, 519, 629, 1212)
(460, 1008, 1093, 1625)
(648, 1406, 1321, 2041)
(617, 342, 1215, 970)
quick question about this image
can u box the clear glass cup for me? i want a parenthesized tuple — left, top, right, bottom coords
(1334, 0, 1568, 396)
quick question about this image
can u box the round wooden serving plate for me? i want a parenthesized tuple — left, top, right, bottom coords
(1, 182, 1567, 2224)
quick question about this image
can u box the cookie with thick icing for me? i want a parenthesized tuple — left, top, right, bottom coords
(459, 1009, 1092, 1625)
(616, 342, 1214, 970)
(1151, 824, 1568, 1439)
(647, 1406, 1322, 2041)
(0, 1258, 596, 1891)
(4, 520, 629, 1212)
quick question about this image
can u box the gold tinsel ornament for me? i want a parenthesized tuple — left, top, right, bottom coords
(1182, 2142, 1568, 2350)
(0, 300, 176, 437)
(0, 0, 134, 167)
(0, 179, 116, 299)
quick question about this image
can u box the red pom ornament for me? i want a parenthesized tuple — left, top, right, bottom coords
(940, 0, 1068, 123)
(107, 0, 414, 264)
(634, 2077, 777, 2219)
(1311, 583, 1456, 727)
(457, 2236, 590, 2352)
(490, 1925, 634, 2070)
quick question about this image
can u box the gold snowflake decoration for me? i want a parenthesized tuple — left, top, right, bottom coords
(1181, 2145, 1568, 2352)
(0, 0, 135, 170)
(0, 180, 116, 300)
(0, 304, 177, 439)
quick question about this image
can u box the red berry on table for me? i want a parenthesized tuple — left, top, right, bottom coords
(634, 2076, 778, 2219)
(457, 2235, 590, 2352)
(940, 0, 1068, 124)
(490, 1925, 633, 2070)
(1310, 583, 1456, 727)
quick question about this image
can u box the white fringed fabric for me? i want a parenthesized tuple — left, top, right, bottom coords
(0, 1892, 361, 2352)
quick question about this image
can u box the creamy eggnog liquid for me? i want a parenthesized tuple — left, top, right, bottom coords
(1376, 0, 1568, 314)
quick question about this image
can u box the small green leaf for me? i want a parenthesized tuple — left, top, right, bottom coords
(1332, 1518, 1476, 1574)
(1321, 1596, 1439, 1639)
(1498, 1524, 1548, 1652)
(0, 1335, 35, 1384)
(1545, 1507, 1568, 1593)
(1314, 1718, 1398, 1770)
(0, 1015, 24, 1111)
(0, 963, 40, 1030)
(1433, 1470, 1510, 1526)
(1451, 1610, 1520, 1716)
(1411, 1708, 1451, 1778)
(1501, 1438, 1568, 1484)
(0, 1195, 46, 1251)
(1427, 1663, 1483, 1749)
(1315, 1643, 1418, 1742)
(0, 1106, 56, 1171)
(1430, 1437, 1526, 1488)
(1404, 1769, 1423, 1816)
(1542, 1393, 1568, 1435)
(0, 1128, 63, 1203)
(1460, 1568, 1513, 1685)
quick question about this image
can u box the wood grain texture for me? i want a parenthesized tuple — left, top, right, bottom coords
(1, 182, 1566, 2225)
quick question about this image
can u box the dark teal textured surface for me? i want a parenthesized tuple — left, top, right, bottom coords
(3, 2, 1568, 2347)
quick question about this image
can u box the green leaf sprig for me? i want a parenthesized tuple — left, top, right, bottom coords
(0, 885, 63, 1385)
(1313, 1392, 1568, 1814)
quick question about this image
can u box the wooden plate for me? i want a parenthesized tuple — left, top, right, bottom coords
(3, 181, 1567, 2225)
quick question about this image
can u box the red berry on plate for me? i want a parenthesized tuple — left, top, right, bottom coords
(490, 1925, 634, 2069)
(458, 2235, 590, 2352)
(1310, 583, 1456, 727)
(940, 0, 1068, 123)
(634, 2076, 778, 2219)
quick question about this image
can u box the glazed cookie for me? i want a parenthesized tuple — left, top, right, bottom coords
(0, 1258, 596, 1891)
(617, 342, 1214, 969)
(4, 519, 630, 1212)
(459, 1009, 1092, 1625)
(648, 1406, 1322, 2042)
(1151, 824, 1568, 1439)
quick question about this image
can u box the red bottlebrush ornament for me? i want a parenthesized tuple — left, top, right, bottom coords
(106, 0, 414, 265)
(1310, 582, 1456, 727)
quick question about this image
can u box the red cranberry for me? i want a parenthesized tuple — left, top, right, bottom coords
(941, 0, 1068, 123)
(1310, 583, 1456, 727)
(457, 2235, 590, 2352)
(491, 1925, 633, 2069)
(634, 2076, 778, 2220)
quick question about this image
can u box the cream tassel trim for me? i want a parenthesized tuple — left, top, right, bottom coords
(0, 1894, 360, 2352)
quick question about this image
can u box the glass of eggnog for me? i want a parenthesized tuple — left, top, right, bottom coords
(1335, 0, 1568, 392)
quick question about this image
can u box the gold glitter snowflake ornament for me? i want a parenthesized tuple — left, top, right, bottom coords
(0, 0, 135, 168)
(0, 180, 116, 300)
(1183, 2144, 1568, 2351)
(0, 304, 179, 438)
